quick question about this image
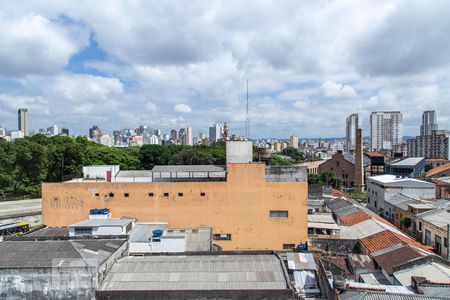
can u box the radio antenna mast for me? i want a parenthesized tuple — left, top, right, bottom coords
(246, 80, 249, 140)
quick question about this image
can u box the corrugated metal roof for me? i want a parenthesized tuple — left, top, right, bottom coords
(385, 194, 421, 211)
(390, 157, 424, 167)
(417, 208, 450, 229)
(24, 227, 69, 237)
(359, 272, 390, 285)
(393, 262, 450, 286)
(151, 165, 226, 172)
(287, 253, 317, 271)
(100, 254, 288, 291)
(308, 214, 336, 224)
(420, 284, 450, 298)
(348, 254, 375, 270)
(69, 218, 134, 228)
(341, 290, 448, 300)
(0, 239, 125, 268)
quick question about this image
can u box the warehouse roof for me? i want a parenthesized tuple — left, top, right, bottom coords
(69, 218, 134, 228)
(99, 254, 289, 291)
(368, 175, 435, 188)
(0, 239, 125, 268)
(390, 157, 424, 167)
(340, 290, 447, 300)
(151, 165, 226, 172)
(385, 194, 421, 211)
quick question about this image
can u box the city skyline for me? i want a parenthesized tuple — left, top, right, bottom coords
(0, 1, 449, 138)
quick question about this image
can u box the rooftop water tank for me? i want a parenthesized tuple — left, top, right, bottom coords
(152, 229, 164, 237)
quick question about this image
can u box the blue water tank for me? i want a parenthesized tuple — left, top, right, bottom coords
(152, 229, 164, 237)
(90, 208, 110, 215)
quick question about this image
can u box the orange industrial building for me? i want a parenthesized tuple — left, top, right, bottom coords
(42, 142, 308, 250)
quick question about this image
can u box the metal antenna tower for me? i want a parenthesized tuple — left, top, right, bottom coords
(246, 80, 249, 140)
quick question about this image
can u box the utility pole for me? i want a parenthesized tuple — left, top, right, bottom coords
(246, 80, 249, 140)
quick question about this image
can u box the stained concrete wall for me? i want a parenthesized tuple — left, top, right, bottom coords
(42, 163, 308, 251)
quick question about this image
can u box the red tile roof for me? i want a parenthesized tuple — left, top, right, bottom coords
(339, 210, 372, 226)
(426, 162, 450, 178)
(332, 189, 351, 199)
(359, 230, 404, 253)
(425, 158, 449, 163)
(365, 151, 384, 158)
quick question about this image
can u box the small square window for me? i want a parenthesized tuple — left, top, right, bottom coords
(178, 192, 183, 197)
(109, 193, 114, 198)
(124, 193, 129, 197)
(164, 192, 169, 197)
(192, 229, 199, 233)
(95, 193, 100, 197)
(283, 244, 295, 250)
(148, 192, 154, 197)
(200, 192, 206, 197)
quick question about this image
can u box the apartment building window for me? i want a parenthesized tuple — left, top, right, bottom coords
(163, 192, 169, 197)
(270, 210, 289, 218)
(200, 192, 206, 197)
(213, 233, 231, 241)
(95, 193, 100, 197)
(374, 201, 377, 208)
(124, 193, 129, 197)
(418, 222, 422, 231)
(109, 193, 114, 198)
(74, 227, 92, 236)
(445, 237, 448, 248)
(283, 244, 295, 249)
(148, 192, 154, 197)
(178, 192, 183, 197)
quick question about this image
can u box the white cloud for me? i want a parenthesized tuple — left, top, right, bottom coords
(146, 102, 157, 112)
(320, 81, 358, 99)
(0, 14, 89, 77)
(173, 103, 192, 113)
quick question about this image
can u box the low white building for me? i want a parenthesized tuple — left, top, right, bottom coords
(69, 218, 135, 237)
(129, 223, 212, 254)
(366, 175, 436, 216)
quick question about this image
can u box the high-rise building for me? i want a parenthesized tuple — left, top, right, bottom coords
(18, 108, 28, 136)
(289, 135, 298, 149)
(89, 125, 100, 139)
(61, 127, 69, 136)
(178, 128, 186, 145)
(47, 125, 58, 136)
(209, 123, 223, 143)
(170, 129, 177, 143)
(370, 111, 403, 151)
(420, 110, 438, 136)
(407, 130, 449, 159)
(0, 126, 5, 137)
(186, 127, 193, 146)
(345, 113, 359, 153)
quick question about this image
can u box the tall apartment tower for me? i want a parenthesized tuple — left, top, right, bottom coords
(289, 135, 298, 149)
(370, 111, 403, 151)
(209, 123, 223, 144)
(345, 113, 359, 153)
(186, 127, 193, 146)
(18, 108, 28, 136)
(420, 110, 438, 136)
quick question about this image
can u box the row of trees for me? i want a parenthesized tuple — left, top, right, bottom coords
(0, 135, 227, 198)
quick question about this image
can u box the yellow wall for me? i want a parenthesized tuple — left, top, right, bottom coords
(42, 163, 308, 250)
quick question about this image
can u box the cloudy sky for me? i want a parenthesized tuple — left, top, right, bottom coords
(0, 0, 449, 138)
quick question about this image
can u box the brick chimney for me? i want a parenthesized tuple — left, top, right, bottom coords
(354, 128, 364, 192)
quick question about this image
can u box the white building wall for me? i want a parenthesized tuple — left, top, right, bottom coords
(129, 238, 186, 253)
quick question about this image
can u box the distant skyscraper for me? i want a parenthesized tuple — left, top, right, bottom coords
(170, 129, 177, 143)
(209, 123, 223, 143)
(186, 127, 193, 146)
(18, 108, 28, 136)
(370, 111, 403, 151)
(178, 128, 186, 145)
(47, 125, 58, 136)
(289, 135, 298, 149)
(61, 127, 69, 136)
(420, 110, 438, 136)
(89, 125, 99, 139)
(345, 113, 359, 153)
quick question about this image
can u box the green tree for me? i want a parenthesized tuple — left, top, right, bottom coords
(320, 171, 341, 189)
(281, 146, 304, 162)
(424, 164, 433, 172)
(170, 148, 214, 165)
(270, 156, 293, 166)
(400, 216, 412, 228)
(139, 145, 171, 169)
(308, 174, 323, 185)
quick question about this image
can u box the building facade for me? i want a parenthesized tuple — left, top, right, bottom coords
(370, 111, 403, 151)
(290, 135, 298, 149)
(420, 110, 438, 136)
(42, 143, 308, 251)
(209, 123, 223, 143)
(407, 130, 450, 159)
